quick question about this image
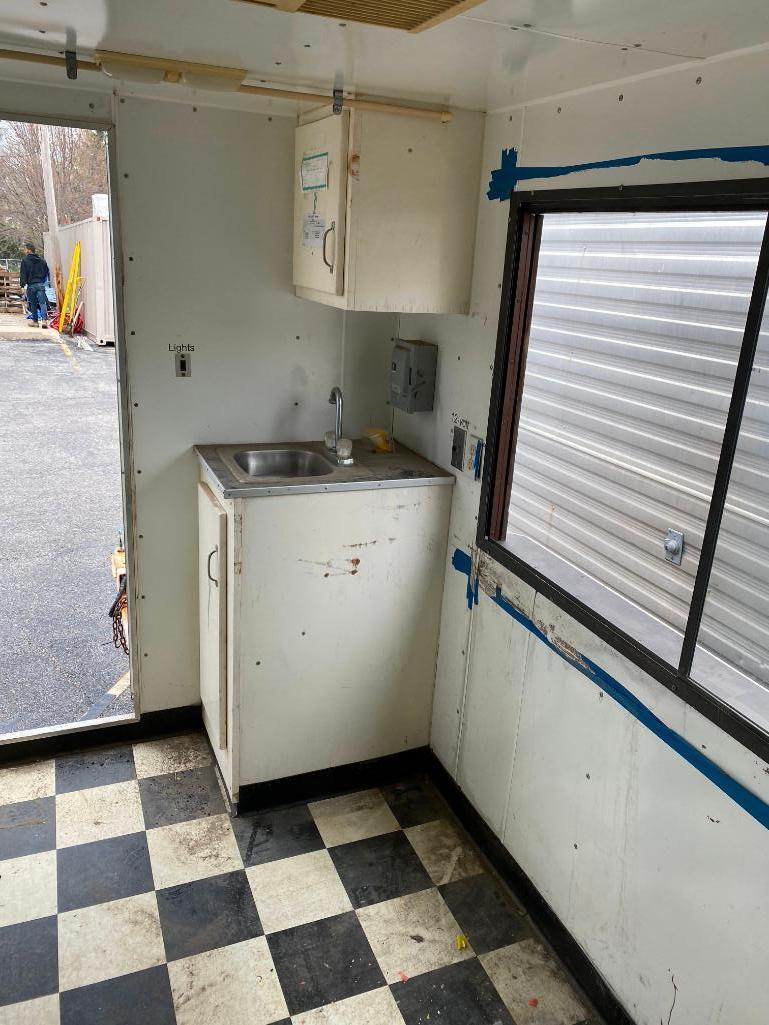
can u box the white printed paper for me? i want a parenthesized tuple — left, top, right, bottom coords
(302, 212, 326, 248)
(301, 151, 329, 191)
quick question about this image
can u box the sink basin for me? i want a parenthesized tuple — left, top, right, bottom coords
(233, 448, 333, 478)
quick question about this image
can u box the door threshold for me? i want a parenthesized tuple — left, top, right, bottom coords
(0, 705, 203, 764)
(0, 711, 139, 747)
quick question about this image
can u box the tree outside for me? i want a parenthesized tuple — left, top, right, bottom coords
(0, 121, 108, 258)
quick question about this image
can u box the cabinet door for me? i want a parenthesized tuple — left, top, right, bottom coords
(198, 482, 227, 749)
(293, 113, 349, 295)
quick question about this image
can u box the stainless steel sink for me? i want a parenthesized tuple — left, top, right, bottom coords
(233, 448, 333, 478)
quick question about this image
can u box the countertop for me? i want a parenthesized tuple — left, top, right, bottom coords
(195, 439, 455, 499)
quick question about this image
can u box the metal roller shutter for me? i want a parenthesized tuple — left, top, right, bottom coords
(507, 210, 768, 686)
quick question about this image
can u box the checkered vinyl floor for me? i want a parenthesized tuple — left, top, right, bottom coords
(0, 732, 596, 1024)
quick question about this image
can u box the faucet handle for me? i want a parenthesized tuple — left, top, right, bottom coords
(336, 437, 353, 459)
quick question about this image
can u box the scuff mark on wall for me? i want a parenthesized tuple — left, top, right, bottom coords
(662, 973, 679, 1025)
(542, 628, 591, 671)
(300, 557, 362, 578)
(450, 548, 769, 832)
(233, 512, 244, 576)
(476, 555, 502, 601)
(487, 145, 769, 201)
(477, 553, 531, 622)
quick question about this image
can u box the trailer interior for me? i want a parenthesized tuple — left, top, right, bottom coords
(0, 2, 768, 1023)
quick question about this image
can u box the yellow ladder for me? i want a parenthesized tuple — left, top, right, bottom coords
(60, 242, 81, 333)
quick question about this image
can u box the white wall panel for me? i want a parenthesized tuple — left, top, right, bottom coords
(0, 79, 111, 124)
(503, 623, 643, 967)
(113, 97, 394, 712)
(625, 708, 769, 1025)
(457, 596, 527, 835)
(517, 49, 769, 190)
(428, 543, 472, 774)
(340, 310, 394, 437)
(505, 604, 769, 1025)
(410, 47, 769, 1025)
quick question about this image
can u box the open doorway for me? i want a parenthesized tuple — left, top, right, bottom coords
(0, 117, 133, 737)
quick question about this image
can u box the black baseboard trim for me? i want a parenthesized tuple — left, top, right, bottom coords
(235, 746, 431, 815)
(427, 751, 635, 1025)
(0, 705, 203, 763)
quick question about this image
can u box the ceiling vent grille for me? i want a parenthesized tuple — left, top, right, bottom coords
(242, 0, 486, 32)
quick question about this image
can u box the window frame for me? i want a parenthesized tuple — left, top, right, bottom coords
(477, 178, 769, 761)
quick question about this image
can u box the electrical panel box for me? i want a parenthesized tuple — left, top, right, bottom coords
(390, 339, 437, 413)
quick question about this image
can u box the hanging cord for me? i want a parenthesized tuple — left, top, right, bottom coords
(109, 576, 129, 654)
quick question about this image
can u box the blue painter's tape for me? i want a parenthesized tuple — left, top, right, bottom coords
(473, 439, 484, 481)
(451, 546, 472, 575)
(451, 549, 769, 831)
(451, 547, 479, 610)
(487, 145, 769, 201)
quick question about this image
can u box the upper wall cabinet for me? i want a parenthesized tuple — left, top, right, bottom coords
(293, 108, 484, 314)
(293, 111, 349, 296)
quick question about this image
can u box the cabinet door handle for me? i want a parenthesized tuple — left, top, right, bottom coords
(322, 220, 336, 274)
(207, 545, 219, 587)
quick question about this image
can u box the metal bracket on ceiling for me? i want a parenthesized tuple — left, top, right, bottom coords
(332, 87, 343, 115)
(65, 50, 77, 79)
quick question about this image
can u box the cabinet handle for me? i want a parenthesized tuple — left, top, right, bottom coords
(207, 545, 219, 587)
(322, 220, 336, 274)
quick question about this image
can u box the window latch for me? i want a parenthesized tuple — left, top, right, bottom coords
(664, 528, 684, 566)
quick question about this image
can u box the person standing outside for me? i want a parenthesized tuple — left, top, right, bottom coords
(20, 243, 50, 329)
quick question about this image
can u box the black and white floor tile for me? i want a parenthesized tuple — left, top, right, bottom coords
(0, 733, 598, 1025)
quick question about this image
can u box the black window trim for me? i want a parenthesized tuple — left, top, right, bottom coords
(477, 177, 769, 764)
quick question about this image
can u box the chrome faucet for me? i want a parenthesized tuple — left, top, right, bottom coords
(328, 386, 354, 465)
(329, 387, 343, 450)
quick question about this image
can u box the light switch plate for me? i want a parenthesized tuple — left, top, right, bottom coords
(175, 352, 191, 377)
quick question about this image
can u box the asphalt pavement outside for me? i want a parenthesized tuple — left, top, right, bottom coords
(0, 316, 132, 735)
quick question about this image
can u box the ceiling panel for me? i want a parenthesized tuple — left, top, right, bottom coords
(467, 0, 769, 60)
(0, 0, 768, 110)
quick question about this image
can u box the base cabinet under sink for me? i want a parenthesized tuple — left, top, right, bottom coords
(196, 463, 452, 805)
